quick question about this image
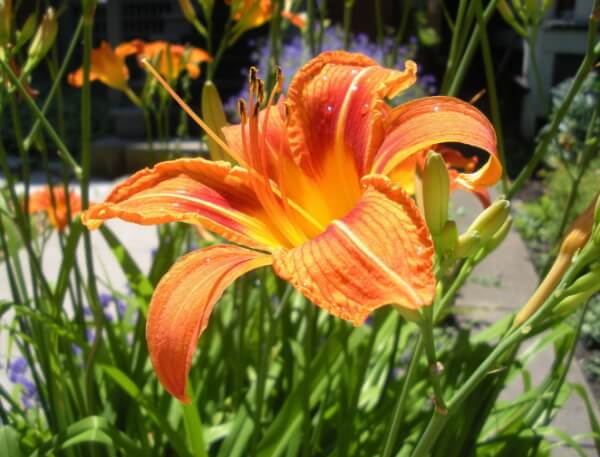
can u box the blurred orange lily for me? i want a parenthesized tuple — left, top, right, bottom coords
(68, 41, 138, 91)
(226, 0, 305, 29)
(132, 40, 211, 81)
(29, 186, 81, 231)
(82, 51, 499, 402)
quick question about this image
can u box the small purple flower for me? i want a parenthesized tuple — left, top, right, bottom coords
(72, 344, 82, 356)
(99, 293, 112, 308)
(9, 358, 27, 376)
(86, 329, 95, 342)
(116, 298, 127, 316)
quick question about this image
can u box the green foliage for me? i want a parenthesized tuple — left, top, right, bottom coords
(2, 0, 600, 456)
(543, 73, 600, 168)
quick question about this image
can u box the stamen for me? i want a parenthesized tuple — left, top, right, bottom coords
(249, 66, 258, 87)
(275, 66, 284, 92)
(141, 58, 246, 166)
(238, 99, 247, 124)
(256, 80, 265, 105)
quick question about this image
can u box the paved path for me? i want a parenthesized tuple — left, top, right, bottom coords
(1, 179, 598, 455)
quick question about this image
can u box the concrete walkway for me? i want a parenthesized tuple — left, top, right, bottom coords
(452, 190, 599, 456)
(1, 179, 598, 455)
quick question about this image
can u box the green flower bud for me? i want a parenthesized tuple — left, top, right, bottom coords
(465, 200, 510, 244)
(565, 270, 600, 296)
(0, 0, 12, 46)
(553, 290, 596, 318)
(422, 151, 449, 236)
(15, 13, 37, 52)
(201, 80, 229, 162)
(439, 220, 458, 252)
(178, 0, 197, 23)
(474, 217, 513, 263)
(456, 230, 481, 259)
(23, 7, 57, 74)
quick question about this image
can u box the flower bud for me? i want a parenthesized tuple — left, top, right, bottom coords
(553, 291, 595, 318)
(422, 151, 449, 236)
(0, 0, 12, 46)
(514, 197, 597, 327)
(201, 80, 229, 162)
(456, 231, 481, 259)
(465, 200, 510, 244)
(23, 7, 57, 74)
(439, 220, 458, 252)
(15, 13, 36, 52)
(565, 270, 600, 296)
(178, 0, 197, 23)
(474, 217, 513, 263)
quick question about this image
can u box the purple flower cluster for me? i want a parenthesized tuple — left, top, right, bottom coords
(226, 27, 437, 118)
(8, 357, 38, 408)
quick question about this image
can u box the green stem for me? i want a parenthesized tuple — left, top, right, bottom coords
(542, 297, 592, 425)
(343, 0, 355, 50)
(410, 241, 599, 456)
(0, 59, 82, 179)
(474, 0, 509, 193)
(547, 105, 599, 262)
(307, 0, 317, 56)
(420, 309, 447, 413)
(23, 18, 84, 152)
(507, 1, 599, 199)
(381, 335, 424, 457)
(440, 0, 469, 94)
(527, 30, 549, 113)
(389, 0, 411, 66)
(80, 8, 104, 418)
(375, 0, 384, 48)
(446, 0, 500, 97)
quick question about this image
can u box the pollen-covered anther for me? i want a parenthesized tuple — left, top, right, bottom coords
(275, 66, 284, 92)
(249, 66, 258, 89)
(237, 99, 247, 124)
(283, 101, 291, 126)
(256, 79, 265, 105)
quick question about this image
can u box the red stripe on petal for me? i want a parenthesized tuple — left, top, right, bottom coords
(82, 158, 290, 250)
(147, 245, 272, 402)
(272, 175, 435, 325)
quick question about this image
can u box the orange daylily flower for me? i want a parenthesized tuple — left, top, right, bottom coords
(28, 186, 82, 231)
(131, 40, 212, 81)
(68, 41, 138, 91)
(82, 51, 500, 402)
(226, 0, 305, 28)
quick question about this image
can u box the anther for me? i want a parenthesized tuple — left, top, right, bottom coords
(237, 99, 247, 124)
(275, 66, 284, 92)
(256, 79, 265, 105)
(249, 66, 258, 88)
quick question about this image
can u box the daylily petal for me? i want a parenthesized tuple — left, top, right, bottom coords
(81, 158, 290, 250)
(286, 51, 416, 183)
(372, 96, 501, 191)
(28, 186, 81, 231)
(147, 244, 272, 402)
(272, 175, 435, 325)
(284, 51, 417, 221)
